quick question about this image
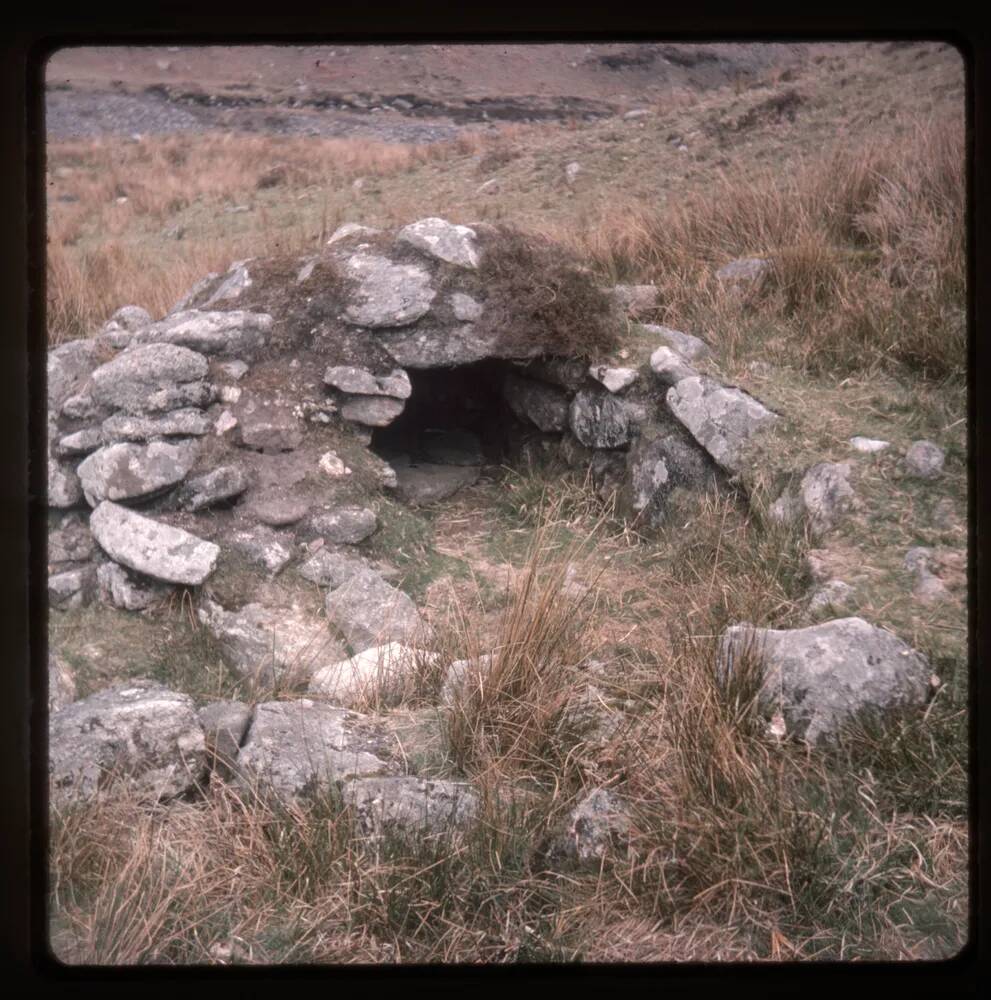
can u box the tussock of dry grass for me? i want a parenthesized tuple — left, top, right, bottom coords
(553, 116, 965, 378)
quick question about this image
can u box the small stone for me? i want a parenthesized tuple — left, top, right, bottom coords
(97, 561, 172, 611)
(588, 365, 639, 394)
(77, 439, 200, 506)
(324, 365, 412, 399)
(649, 346, 698, 386)
(57, 428, 103, 457)
(178, 464, 250, 512)
(241, 489, 310, 527)
(215, 410, 238, 436)
(305, 506, 378, 545)
(397, 217, 480, 269)
(339, 395, 406, 427)
(227, 525, 293, 576)
(319, 451, 352, 478)
(308, 642, 440, 707)
(800, 462, 854, 536)
(849, 436, 890, 453)
(905, 440, 945, 479)
(808, 579, 855, 613)
(324, 568, 428, 651)
(450, 292, 483, 322)
(49, 566, 95, 610)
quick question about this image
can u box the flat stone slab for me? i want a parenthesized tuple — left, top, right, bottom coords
(341, 776, 480, 840)
(131, 309, 272, 359)
(198, 597, 348, 688)
(342, 252, 436, 328)
(234, 396, 303, 453)
(324, 365, 412, 399)
(178, 464, 250, 512)
(325, 568, 428, 651)
(89, 501, 220, 585)
(717, 617, 931, 746)
(304, 506, 378, 546)
(77, 439, 200, 506)
(666, 375, 778, 475)
(393, 462, 480, 505)
(101, 409, 211, 443)
(308, 642, 440, 707)
(339, 395, 406, 427)
(88, 343, 210, 414)
(397, 217, 480, 269)
(297, 547, 371, 587)
(49, 680, 207, 807)
(235, 700, 396, 806)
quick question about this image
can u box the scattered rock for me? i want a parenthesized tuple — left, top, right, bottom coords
(103, 305, 152, 334)
(609, 283, 659, 317)
(48, 651, 76, 714)
(503, 372, 570, 432)
(198, 700, 253, 774)
(808, 579, 855, 614)
(198, 597, 347, 688)
(649, 346, 699, 386)
(342, 776, 479, 840)
(178, 464, 250, 512)
(77, 439, 200, 506)
(716, 257, 771, 287)
(717, 617, 931, 745)
(308, 642, 439, 707)
(905, 440, 945, 480)
(800, 461, 854, 536)
(642, 324, 712, 362)
(397, 217, 480, 269)
(49, 566, 95, 610)
(57, 428, 103, 457)
(318, 451, 352, 478)
(48, 512, 95, 566)
(666, 375, 778, 475)
(48, 338, 103, 412)
(555, 788, 633, 864)
(564, 161, 582, 184)
(588, 364, 639, 394)
(304, 506, 378, 545)
(849, 436, 890, 453)
(49, 680, 207, 807)
(324, 568, 428, 651)
(96, 560, 172, 610)
(227, 525, 294, 576)
(89, 501, 219, 585)
(569, 390, 634, 448)
(234, 396, 303, 453)
(450, 292, 483, 322)
(241, 488, 311, 527)
(326, 222, 381, 245)
(217, 360, 249, 381)
(297, 547, 370, 587)
(235, 700, 395, 806)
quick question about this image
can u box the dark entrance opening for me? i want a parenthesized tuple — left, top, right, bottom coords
(370, 359, 527, 468)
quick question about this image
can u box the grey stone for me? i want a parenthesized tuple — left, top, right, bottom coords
(393, 462, 479, 505)
(178, 464, 250, 512)
(326, 223, 381, 245)
(48, 338, 103, 412)
(100, 409, 211, 443)
(588, 365, 639, 394)
(198, 700, 253, 774)
(234, 700, 395, 806)
(60, 391, 113, 423)
(200, 262, 253, 308)
(144, 304, 268, 356)
(325, 568, 428, 651)
(450, 292, 483, 322)
(341, 777, 479, 840)
(556, 788, 633, 864)
(609, 283, 659, 317)
(170, 271, 221, 314)
(298, 548, 370, 587)
(48, 455, 83, 509)
(241, 488, 310, 527)
(519, 357, 589, 392)
(57, 428, 103, 457)
(88, 343, 210, 414)
(198, 597, 347, 688)
(666, 375, 778, 475)
(48, 513, 95, 566)
(305, 507, 378, 545)
(234, 396, 303, 452)
(49, 680, 207, 807)
(716, 257, 771, 286)
(49, 651, 77, 714)
(590, 449, 628, 500)
(227, 525, 294, 576)
(89, 501, 219, 585)
(717, 617, 931, 745)
(905, 440, 945, 480)
(377, 323, 537, 368)
(308, 642, 440, 707)
(768, 491, 803, 528)
(904, 547, 934, 575)
(342, 252, 436, 328)
(77, 439, 200, 506)
(649, 346, 699, 386)
(800, 462, 854, 536)
(324, 365, 412, 399)
(97, 560, 172, 611)
(397, 217, 480, 269)
(808, 579, 855, 614)
(103, 305, 152, 333)
(569, 390, 634, 448)
(218, 360, 249, 381)
(849, 436, 890, 454)
(565, 161, 582, 184)
(49, 566, 95, 610)
(340, 395, 406, 427)
(503, 372, 570, 432)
